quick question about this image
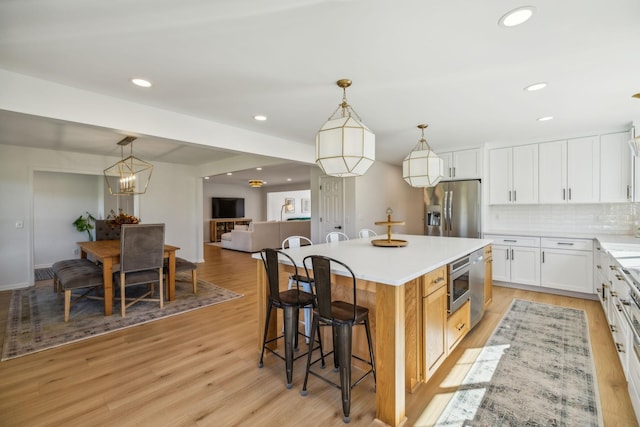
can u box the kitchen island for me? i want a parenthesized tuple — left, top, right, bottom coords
(255, 234, 492, 427)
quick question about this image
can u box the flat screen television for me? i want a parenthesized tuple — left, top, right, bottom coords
(212, 197, 245, 219)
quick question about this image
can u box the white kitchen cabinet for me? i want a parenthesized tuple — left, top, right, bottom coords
(600, 131, 633, 203)
(540, 238, 594, 293)
(438, 148, 481, 181)
(488, 144, 538, 204)
(486, 235, 540, 286)
(538, 137, 599, 204)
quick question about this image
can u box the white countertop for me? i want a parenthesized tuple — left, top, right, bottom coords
(252, 234, 492, 286)
(485, 230, 640, 244)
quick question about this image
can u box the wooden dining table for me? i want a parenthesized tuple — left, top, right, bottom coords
(77, 240, 180, 316)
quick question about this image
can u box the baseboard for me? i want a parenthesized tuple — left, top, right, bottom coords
(494, 281, 598, 300)
(0, 282, 30, 291)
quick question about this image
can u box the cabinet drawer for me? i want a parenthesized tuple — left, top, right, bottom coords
(541, 237, 593, 251)
(423, 266, 447, 297)
(484, 234, 540, 247)
(447, 300, 470, 352)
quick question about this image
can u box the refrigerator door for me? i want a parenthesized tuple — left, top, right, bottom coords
(448, 180, 481, 238)
(424, 184, 446, 236)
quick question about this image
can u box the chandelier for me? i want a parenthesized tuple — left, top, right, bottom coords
(402, 124, 444, 188)
(248, 179, 264, 188)
(315, 79, 375, 177)
(104, 136, 153, 195)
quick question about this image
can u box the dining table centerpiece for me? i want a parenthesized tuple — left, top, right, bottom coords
(106, 209, 140, 227)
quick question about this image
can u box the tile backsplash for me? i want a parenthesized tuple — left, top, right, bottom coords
(487, 203, 639, 235)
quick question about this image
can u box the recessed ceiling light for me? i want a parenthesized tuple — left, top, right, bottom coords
(256, 167, 262, 171)
(131, 78, 152, 88)
(537, 116, 554, 122)
(499, 6, 536, 27)
(524, 82, 547, 91)
(226, 172, 233, 176)
(253, 115, 267, 121)
(286, 178, 292, 182)
(203, 176, 210, 180)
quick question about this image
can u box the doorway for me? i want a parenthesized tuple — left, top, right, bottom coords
(319, 176, 344, 241)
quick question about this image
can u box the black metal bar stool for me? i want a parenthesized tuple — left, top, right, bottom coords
(300, 255, 376, 424)
(258, 248, 324, 389)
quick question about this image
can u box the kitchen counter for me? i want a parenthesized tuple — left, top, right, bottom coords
(486, 230, 639, 244)
(254, 234, 491, 426)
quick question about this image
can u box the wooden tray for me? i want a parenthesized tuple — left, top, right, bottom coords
(371, 238, 408, 247)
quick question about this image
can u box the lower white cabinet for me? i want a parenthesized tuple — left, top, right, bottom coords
(540, 238, 593, 293)
(486, 235, 540, 286)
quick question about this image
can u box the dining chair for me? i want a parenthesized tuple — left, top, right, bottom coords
(54, 259, 105, 321)
(95, 219, 121, 240)
(115, 223, 165, 317)
(301, 255, 376, 424)
(358, 229, 377, 238)
(258, 248, 324, 389)
(164, 257, 197, 294)
(282, 235, 314, 343)
(326, 231, 349, 243)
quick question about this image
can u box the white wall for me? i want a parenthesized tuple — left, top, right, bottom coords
(266, 189, 311, 221)
(33, 172, 102, 267)
(0, 144, 202, 290)
(353, 161, 424, 237)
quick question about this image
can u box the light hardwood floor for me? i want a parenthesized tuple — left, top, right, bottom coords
(0, 245, 637, 426)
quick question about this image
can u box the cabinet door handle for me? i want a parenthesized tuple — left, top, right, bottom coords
(562, 189, 566, 200)
(511, 249, 514, 260)
(542, 251, 545, 263)
(568, 188, 572, 200)
(513, 190, 516, 202)
(616, 343, 625, 353)
(627, 185, 631, 200)
(452, 167, 456, 177)
(508, 190, 511, 202)
(506, 250, 509, 260)
(449, 167, 452, 178)
(456, 322, 466, 331)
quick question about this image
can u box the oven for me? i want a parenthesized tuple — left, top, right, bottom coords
(448, 254, 472, 314)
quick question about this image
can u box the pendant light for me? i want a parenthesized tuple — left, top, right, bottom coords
(315, 79, 375, 177)
(104, 136, 153, 195)
(402, 124, 444, 187)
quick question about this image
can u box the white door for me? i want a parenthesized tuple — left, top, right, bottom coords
(567, 136, 599, 203)
(601, 131, 632, 202)
(491, 245, 510, 281)
(511, 144, 538, 204)
(510, 246, 540, 286)
(319, 176, 344, 240)
(541, 248, 593, 293)
(538, 140, 567, 204)
(488, 148, 512, 204)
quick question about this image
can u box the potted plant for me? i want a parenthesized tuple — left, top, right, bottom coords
(73, 212, 96, 241)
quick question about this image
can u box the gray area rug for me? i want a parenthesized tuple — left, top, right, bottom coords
(2, 273, 243, 361)
(435, 299, 603, 427)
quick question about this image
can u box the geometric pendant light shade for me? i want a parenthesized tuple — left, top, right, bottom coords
(315, 79, 375, 177)
(104, 136, 153, 195)
(402, 124, 444, 187)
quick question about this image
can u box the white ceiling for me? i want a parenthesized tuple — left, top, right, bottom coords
(1, 0, 639, 185)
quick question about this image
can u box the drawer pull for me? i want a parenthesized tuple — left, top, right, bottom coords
(616, 303, 623, 312)
(456, 322, 466, 331)
(610, 265, 617, 270)
(610, 324, 618, 333)
(503, 239, 517, 243)
(616, 343, 625, 353)
(615, 275, 625, 281)
(611, 291, 619, 297)
(432, 277, 445, 284)
(557, 242, 575, 246)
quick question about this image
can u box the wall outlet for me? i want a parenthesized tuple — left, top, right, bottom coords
(15, 220, 23, 229)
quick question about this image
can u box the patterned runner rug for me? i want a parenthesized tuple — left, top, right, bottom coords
(434, 299, 603, 426)
(2, 273, 242, 361)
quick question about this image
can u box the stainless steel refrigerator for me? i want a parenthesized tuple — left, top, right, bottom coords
(424, 179, 481, 238)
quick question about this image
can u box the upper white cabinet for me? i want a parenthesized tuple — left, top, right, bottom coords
(438, 148, 481, 181)
(600, 131, 633, 203)
(538, 136, 599, 203)
(488, 144, 538, 204)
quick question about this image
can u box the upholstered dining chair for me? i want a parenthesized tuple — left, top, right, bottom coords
(258, 248, 324, 389)
(326, 231, 349, 243)
(358, 229, 377, 238)
(114, 223, 165, 317)
(53, 258, 105, 321)
(282, 235, 314, 342)
(301, 255, 376, 424)
(95, 219, 121, 240)
(164, 257, 197, 294)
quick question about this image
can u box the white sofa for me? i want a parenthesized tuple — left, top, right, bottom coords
(221, 220, 311, 252)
